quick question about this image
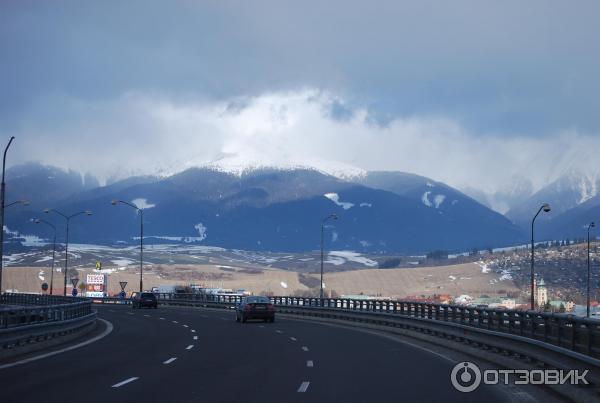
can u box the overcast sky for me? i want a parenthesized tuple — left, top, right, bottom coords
(1, 1, 599, 194)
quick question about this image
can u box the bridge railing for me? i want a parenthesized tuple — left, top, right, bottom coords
(0, 293, 93, 329)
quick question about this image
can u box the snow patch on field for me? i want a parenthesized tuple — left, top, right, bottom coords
(326, 251, 377, 267)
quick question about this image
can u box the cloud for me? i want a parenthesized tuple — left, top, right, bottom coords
(4, 89, 600, 197)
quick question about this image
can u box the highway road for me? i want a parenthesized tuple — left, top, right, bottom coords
(0, 305, 523, 402)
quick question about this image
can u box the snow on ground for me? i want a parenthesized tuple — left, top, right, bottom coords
(111, 259, 135, 267)
(434, 194, 446, 208)
(326, 251, 377, 267)
(132, 198, 156, 209)
(476, 261, 491, 273)
(35, 256, 53, 263)
(38, 270, 44, 281)
(324, 193, 354, 210)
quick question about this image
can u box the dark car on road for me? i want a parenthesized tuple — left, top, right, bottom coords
(236, 296, 275, 323)
(132, 292, 158, 309)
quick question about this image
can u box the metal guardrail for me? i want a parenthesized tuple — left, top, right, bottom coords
(0, 293, 93, 329)
(146, 293, 600, 359)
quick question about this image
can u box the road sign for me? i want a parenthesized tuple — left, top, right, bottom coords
(71, 278, 79, 288)
(119, 281, 128, 291)
(96, 261, 102, 270)
(41, 283, 48, 291)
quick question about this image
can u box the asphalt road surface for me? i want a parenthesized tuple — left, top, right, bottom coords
(0, 305, 518, 403)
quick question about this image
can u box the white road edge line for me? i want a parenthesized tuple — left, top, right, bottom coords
(191, 329, 196, 333)
(186, 345, 194, 350)
(159, 317, 165, 320)
(183, 325, 189, 328)
(163, 357, 177, 364)
(290, 337, 297, 341)
(0, 318, 114, 371)
(112, 377, 139, 388)
(297, 381, 310, 393)
(172, 321, 178, 324)
(193, 336, 198, 340)
(276, 330, 283, 334)
(307, 360, 314, 367)
(301, 346, 309, 352)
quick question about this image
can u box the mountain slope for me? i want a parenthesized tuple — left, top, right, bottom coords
(2, 166, 525, 254)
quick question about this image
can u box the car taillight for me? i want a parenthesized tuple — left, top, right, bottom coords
(267, 304, 275, 311)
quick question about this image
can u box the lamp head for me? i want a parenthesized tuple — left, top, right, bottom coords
(111, 200, 118, 206)
(542, 203, 551, 213)
(85, 210, 93, 216)
(591, 222, 596, 228)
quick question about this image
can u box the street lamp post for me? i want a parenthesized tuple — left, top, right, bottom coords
(112, 200, 144, 292)
(587, 222, 595, 318)
(0, 136, 15, 293)
(44, 209, 92, 296)
(32, 218, 57, 295)
(530, 203, 551, 310)
(320, 213, 338, 301)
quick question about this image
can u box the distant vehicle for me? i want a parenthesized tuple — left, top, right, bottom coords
(131, 292, 158, 309)
(236, 296, 275, 323)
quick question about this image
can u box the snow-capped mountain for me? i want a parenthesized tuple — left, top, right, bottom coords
(460, 175, 534, 214)
(4, 163, 524, 254)
(506, 169, 600, 229)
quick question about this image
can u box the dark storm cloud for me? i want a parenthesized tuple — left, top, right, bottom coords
(2, 0, 599, 134)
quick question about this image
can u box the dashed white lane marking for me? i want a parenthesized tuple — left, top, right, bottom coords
(159, 317, 165, 320)
(172, 320, 178, 324)
(276, 330, 283, 334)
(193, 336, 198, 340)
(143, 314, 150, 317)
(112, 377, 139, 388)
(191, 329, 196, 333)
(259, 325, 265, 328)
(183, 325, 189, 328)
(301, 346, 309, 352)
(290, 337, 297, 341)
(186, 345, 194, 350)
(163, 357, 177, 364)
(307, 360, 314, 367)
(297, 381, 310, 393)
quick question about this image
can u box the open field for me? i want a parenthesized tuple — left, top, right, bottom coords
(2, 261, 519, 299)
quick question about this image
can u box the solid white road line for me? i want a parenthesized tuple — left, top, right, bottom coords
(183, 325, 189, 328)
(290, 337, 297, 341)
(163, 357, 177, 364)
(307, 360, 314, 367)
(186, 345, 194, 350)
(159, 317, 165, 320)
(193, 336, 198, 340)
(172, 320, 178, 324)
(301, 346, 309, 352)
(143, 314, 150, 317)
(297, 381, 310, 393)
(0, 319, 114, 371)
(112, 377, 139, 388)
(276, 330, 283, 334)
